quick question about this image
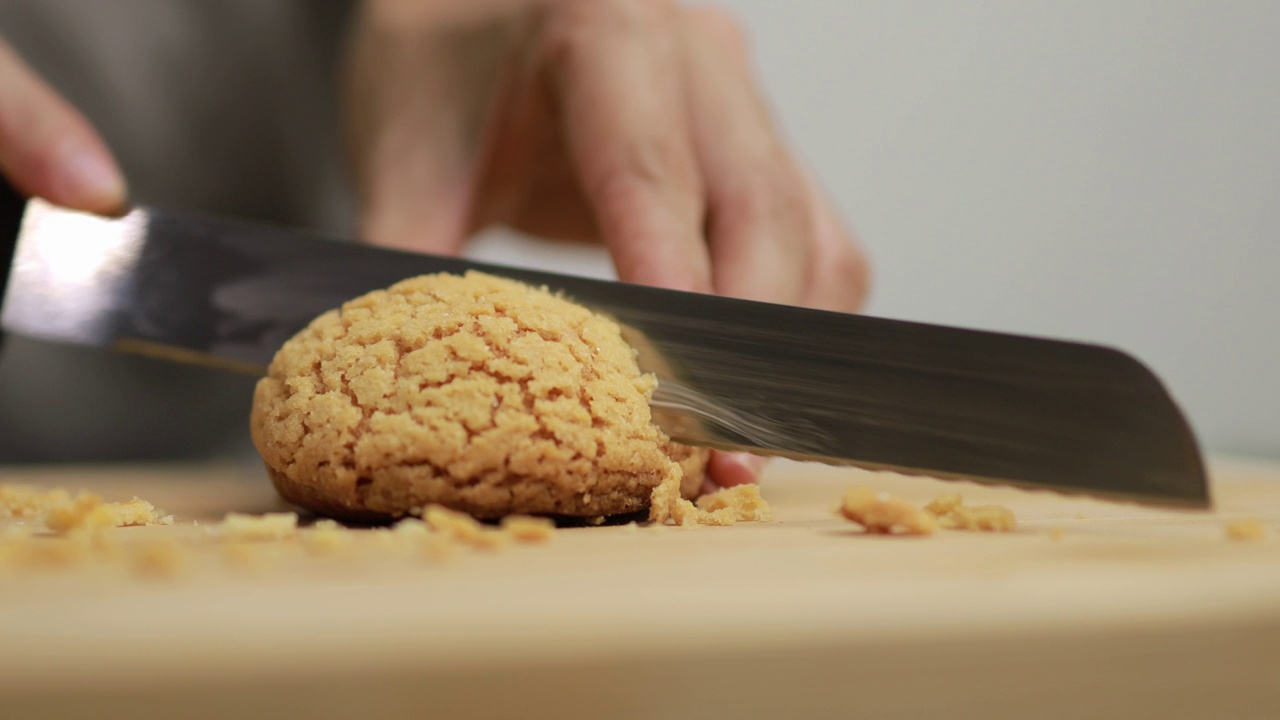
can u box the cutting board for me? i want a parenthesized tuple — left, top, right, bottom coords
(2, 458, 1278, 720)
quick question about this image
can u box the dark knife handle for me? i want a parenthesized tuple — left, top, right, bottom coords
(0, 176, 26, 352)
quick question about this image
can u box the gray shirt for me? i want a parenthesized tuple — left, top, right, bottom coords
(0, 0, 357, 461)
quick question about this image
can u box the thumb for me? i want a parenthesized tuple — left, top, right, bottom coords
(0, 40, 125, 213)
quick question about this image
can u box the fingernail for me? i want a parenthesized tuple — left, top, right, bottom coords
(54, 145, 126, 211)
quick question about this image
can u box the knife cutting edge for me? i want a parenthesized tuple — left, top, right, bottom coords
(0, 193, 1210, 508)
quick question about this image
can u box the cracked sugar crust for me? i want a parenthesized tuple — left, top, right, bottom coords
(251, 271, 706, 522)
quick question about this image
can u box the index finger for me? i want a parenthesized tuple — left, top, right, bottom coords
(538, 0, 711, 293)
(0, 39, 125, 213)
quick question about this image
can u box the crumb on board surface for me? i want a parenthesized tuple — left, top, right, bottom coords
(40, 493, 166, 533)
(2, 485, 577, 577)
(837, 488, 1017, 536)
(217, 512, 299, 541)
(838, 487, 938, 535)
(650, 478, 778, 527)
(300, 519, 351, 555)
(500, 515, 556, 543)
(926, 494, 1017, 532)
(423, 505, 507, 550)
(1, 485, 71, 519)
(1225, 519, 1266, 542)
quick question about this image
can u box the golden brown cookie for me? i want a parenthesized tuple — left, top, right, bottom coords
(250, 271, 706, 522)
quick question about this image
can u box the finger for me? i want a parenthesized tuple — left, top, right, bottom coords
(540, 0, 711, 292)
(0, 40, 125, 212)
(800, 168, 872, 313)
(682, 7, 811, 305)
(706, 450, 768, 489)
(344, 13, 510, 254)
(468, 30, 605, 244)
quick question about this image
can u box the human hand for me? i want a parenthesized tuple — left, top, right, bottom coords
(344, 0, 871, 488)
(0, 37, 125, 212)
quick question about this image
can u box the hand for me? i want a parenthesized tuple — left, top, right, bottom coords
(0, 37, 125, 212)
(344, 0, 871, 488)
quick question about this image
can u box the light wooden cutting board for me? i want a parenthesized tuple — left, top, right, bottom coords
(1, 458, 1278, 720)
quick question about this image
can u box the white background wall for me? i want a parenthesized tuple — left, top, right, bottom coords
(476, 0, 1280, 459)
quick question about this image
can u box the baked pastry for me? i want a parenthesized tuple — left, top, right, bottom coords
(250, 271, 706, 522)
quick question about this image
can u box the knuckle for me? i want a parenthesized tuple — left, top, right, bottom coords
(540, 0, 675, 55)
(818, 237, 872, 311)
(687, 5, 749, 55)
(729, 157, 812, 239)
(591, 137, 700, 211)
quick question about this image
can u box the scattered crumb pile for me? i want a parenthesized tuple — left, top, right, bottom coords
(0, 480, 564, 579)
(838, 486, 1017, 536)
(44, 494, 173, 532)
(211, 506, 558, 560)
(1, 485, 173, 531)
(2, 475, 775, 582)
(925, 494, 1017, 532)
(1, 485, 71, 519)
(650, 482, 777, 527)
(251, 270, 707, 523)
(1224, 519, 1267, 542)
(0, 486, 178, 577)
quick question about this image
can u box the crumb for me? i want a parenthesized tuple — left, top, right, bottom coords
(0, 485, 71, 519)
(1047, 526, 1067, 540)
(500, 515, 556, 543)
(926, 494, 1017, 532)
(1225, 519, 1266, 542)
(1074, 512, 1086, 520)
(41, 493, 105, 533)
(838, 487, 937, 535)
(647, 467, 686, 525)
(924, 494, 962, 516)
(423, 505, 483, 539)
(695, 485, 777, 524)
(218, 512, 298, 541)
(391, 517, 431, 539)
(423, 505, 509, 550)
(42, 494, 164, 534)
(620, 522, 640, 535)
(301, 519, 352, 555)
(130, 541, 186, 579)
(651, 475, 776, 528)
(106, 498, 163, 527)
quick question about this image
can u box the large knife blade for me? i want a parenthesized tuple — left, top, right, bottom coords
(0, 198, 1209, 507)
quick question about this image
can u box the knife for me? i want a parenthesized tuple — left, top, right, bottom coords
(0, 184, 1209, 508)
